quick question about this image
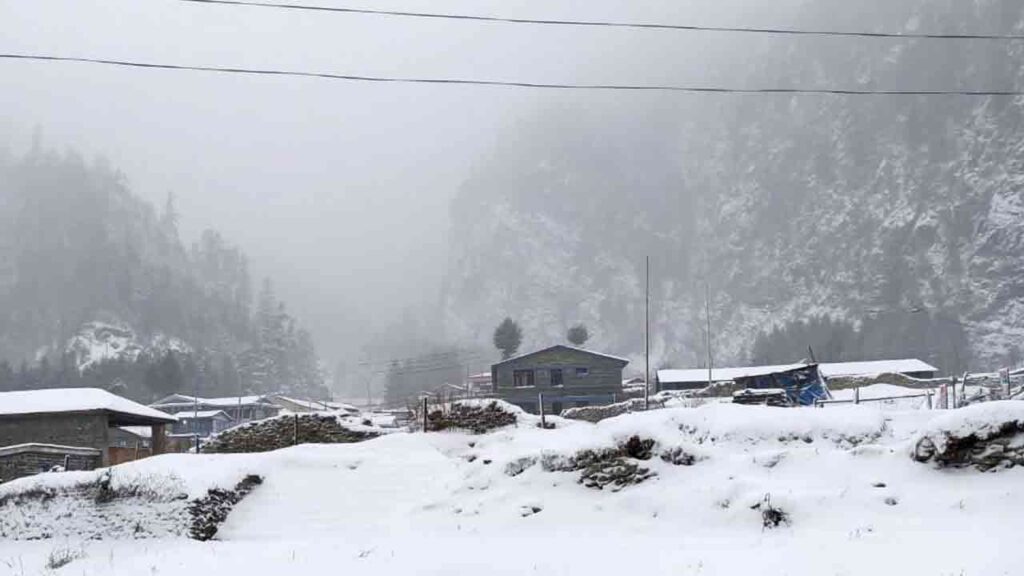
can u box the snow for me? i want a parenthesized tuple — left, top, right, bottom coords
(66, 321, 191, 372)
(659, 359, 938, 385)
(4, 403, 1024, 574)
(0, 388, 176, 423)
(118, 426, 152, 439)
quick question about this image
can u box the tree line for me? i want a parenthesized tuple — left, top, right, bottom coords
(0, 142, 327, 401)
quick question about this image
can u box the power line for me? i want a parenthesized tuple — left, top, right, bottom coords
(2, 53, 1022, 95)
(180, 0, 1024, 41)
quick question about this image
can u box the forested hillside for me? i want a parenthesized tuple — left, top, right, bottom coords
(442, 0, 1024, 376)
(0, 143, 326, 401)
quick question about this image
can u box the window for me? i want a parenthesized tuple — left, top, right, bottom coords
(575, 367, 590, 377)
(550, 369, 563, 387)
(513, 369, 535, 387)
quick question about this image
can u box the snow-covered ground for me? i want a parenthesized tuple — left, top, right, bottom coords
(3, 403, 1023, 575)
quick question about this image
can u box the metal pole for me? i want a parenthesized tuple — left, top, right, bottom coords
(422, 397, 429, 432)
(193, 369, 199, 454)
(645, 256, 650, 410)
(538, 392, 546, 428)
(705, 282, 713, 388)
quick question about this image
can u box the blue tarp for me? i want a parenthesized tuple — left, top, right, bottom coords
(733, 364, 830, 406)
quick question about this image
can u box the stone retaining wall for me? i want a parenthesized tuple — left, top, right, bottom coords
(202, 413, 380, 454)
(0, 444, 101, 483)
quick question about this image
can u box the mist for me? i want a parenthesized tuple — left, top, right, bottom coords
(3, 0, 1022, 395)
(0, 0, 799, 362)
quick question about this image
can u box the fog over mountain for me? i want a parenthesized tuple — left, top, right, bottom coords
(2, 0, 1023, 398)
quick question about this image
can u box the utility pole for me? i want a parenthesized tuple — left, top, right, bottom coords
(705, 282, 713, 388)
(645, 256, 651, 411)
(193, 372, 200, 454)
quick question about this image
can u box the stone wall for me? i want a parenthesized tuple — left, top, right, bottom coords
(562, 397, 670, 423)
(0, 444, 101, 483)
(913, 421, 1024, 471)
(202, 413, 380, 454)
(0, 413, 109, 462)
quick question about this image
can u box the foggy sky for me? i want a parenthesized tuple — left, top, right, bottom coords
(0, 0, 808, 362)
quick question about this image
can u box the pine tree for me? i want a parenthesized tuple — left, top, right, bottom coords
(567, 324, 590, 347)
(493, 317, 523, 360)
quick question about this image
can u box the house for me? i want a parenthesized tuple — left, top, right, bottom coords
(491, 345, 629, 414)
(266, 394, 359, 414)
(170, 409, 234, 439)
(150, 394, 280, 423)
(0, 388, 176, 482)
(109, 426, 153, 465)
(657, 358, 938, 391)
(465, 372, 493, 395)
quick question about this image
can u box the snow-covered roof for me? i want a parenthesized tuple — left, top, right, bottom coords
(658, 359, 938, 384)
(0, 388, 177, 423)
(175, 410, 232, 420)
(117, 426, 153, 438)
(817, 359, 938, 378)
(151, 394, 271, 408)
(269, 396, 358, 413)
(493, 345, 630, 366)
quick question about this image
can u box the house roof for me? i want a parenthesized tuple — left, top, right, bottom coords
(0, 388, 177, 425)
(657, 359, 938, 385)
(176, 410, 233, 420)
(269, 395, 359, 413)
(492, 345, 630, 367)
(150, 394, 271, 409)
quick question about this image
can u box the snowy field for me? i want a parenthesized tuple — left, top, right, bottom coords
(3, 402, 1024, 575)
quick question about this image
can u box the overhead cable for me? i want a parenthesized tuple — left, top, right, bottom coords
(2, 53, 1021, 95)
(180, 0, 1024, 41)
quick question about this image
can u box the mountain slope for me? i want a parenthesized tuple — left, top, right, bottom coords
(442, 0, 1024, 374)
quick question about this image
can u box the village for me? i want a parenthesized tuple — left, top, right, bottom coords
(5, 0, 1024, 573)
(3, 339, 1024, 575)
(2, 335, 1021, 484)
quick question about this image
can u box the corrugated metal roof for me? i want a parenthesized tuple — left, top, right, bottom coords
(658, 359, 938, 384)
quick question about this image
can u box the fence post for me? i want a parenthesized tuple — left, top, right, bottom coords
(538, 392, 546, 428)
(293, 414, 299, 445)
(926, 390, 933, 410)
(422, 397, 429, 432)
(854, 387, 860, 405)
